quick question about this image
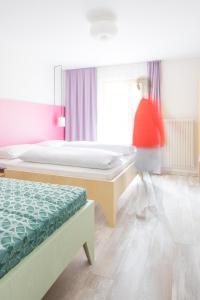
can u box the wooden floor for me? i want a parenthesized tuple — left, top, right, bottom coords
(43, 174, 200, 300)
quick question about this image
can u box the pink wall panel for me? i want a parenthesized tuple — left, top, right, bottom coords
(0, 99, 65, 146)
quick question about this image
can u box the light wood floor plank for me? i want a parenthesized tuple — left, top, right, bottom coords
(43, 175, 200, 300)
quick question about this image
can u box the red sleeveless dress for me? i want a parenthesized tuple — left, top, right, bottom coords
(132, 98, 165, 148)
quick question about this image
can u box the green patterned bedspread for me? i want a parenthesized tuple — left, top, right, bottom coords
(0, 178, 87, 279)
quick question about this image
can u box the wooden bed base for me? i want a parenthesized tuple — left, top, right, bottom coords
(5, 163, 136, 227)
(0, 201, 94, 300)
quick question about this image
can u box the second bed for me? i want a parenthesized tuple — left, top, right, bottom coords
(1, 142, 137, 227)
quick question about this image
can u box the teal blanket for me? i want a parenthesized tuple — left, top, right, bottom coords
(0, 178, 87, 278)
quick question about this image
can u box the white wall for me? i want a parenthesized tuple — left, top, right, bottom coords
(161, 59, 200, 120)
(0, 51, 55, 105)
(161, 58, 200, 171)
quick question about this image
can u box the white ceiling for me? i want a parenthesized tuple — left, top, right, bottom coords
(1, 0, 200, 68)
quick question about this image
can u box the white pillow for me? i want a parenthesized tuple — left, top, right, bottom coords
(0, 144, 32, 159)
(20, 146, 122, 169)
(39, 140, 135, 155)
(62, 141, 136, 155)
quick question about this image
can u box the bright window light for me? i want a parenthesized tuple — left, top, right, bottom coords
(97, 79, 141, 144)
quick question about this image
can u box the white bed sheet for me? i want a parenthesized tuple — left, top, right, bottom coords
(0, 154, 135, 181)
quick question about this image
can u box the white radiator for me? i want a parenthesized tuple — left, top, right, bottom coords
(163, 119, 195, 172)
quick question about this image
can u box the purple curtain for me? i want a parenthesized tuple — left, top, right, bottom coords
(147, 61, 161, 109)
(65, 68, 97, 141)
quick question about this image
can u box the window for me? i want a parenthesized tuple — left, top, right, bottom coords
(97, 79, 141, 144)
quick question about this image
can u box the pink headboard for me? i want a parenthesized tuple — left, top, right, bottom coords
(0, 99, 65, 146)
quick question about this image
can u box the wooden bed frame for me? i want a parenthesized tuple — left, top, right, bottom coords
(5, 162, 136, 227)
(0, 200, 94, 300)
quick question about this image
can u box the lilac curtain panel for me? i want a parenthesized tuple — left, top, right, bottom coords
(147, 61, 161, 108)
(65, 68, 97, 141)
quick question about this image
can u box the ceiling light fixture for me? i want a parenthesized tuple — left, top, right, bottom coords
(87, 9, 118, 41)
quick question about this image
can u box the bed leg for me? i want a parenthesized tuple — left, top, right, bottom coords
(83, 240, 94, 265)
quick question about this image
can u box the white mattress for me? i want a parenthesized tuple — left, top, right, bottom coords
(0, 154, 136, 181)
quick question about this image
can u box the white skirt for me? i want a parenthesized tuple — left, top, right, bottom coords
(134, 147, 163, 174)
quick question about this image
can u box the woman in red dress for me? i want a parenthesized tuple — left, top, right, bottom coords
(133, 97, 165, 174)
(132, 78, 165, 218)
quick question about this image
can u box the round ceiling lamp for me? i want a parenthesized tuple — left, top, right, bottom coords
(90, 20, 118, 41)
(87, 9, 118, 41)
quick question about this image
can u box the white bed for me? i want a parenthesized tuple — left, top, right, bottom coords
(0, 154, 135, 180)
